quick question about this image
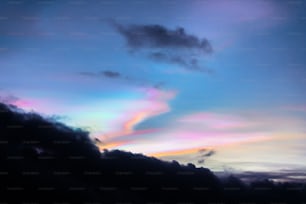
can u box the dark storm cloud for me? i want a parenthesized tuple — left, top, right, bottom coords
(1, 102, 305, 203)
(113, 22, 212, 53)
(112, 22, 213, 73)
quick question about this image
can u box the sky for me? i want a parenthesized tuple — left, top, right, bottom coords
(1, 0, 306, 176)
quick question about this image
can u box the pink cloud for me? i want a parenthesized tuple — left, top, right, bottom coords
(12, 99, 37, 108)
(178, 112, 249, 130)
(107, 111, 274, 156)
(93, 88, 176, 143)
(1, 87, 177, 150)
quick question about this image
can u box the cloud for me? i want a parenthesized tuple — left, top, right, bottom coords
(149, 52, 213, 73)
(0, 92, 42, 109)
(79, 70, 121, 79)
(198, 149, 216, 164)
(11, 86, 176, 147)
(79, 70, 168, 89)
(0, 102, 220, 202)
(112, 22, 213, 73)
(102, 70, 121, 78)
(178, 112, 249, 130)
(96, 88, 176, 142)
(1, 102, 305, 203)
(199, 149, 216, 157)
(113, 22, 212, 52)
(234, 170, 306, 183)
(110, 111, 270, 157)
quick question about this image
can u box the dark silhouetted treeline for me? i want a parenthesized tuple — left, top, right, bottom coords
(0, 103, 305, 203)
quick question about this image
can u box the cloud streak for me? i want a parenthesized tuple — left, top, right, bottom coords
(103, 111, 283, 158)
(79, 70, 122, 79)
(97, 88, 176, 143)
(149, 52, 213, 73)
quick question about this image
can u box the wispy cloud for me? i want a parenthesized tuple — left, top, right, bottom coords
(104, 111, 272, 157)
(79, 70, 122, 79)
(148, 52, 213, 73)
(105, 109, 306, 162)
(97, 88, 176, 142)
(79, 70, 167, 90)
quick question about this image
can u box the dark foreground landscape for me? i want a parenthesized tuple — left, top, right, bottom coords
(1, 103, 305, 203)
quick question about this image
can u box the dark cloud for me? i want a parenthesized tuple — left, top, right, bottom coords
(102, 70, 121, 78)
(113, 22, 212, 53)
(149, 52, 213, 73)
(197, 149, 216, 164)
(79, 70, 167, 89)
(202, 150, 216, 157)
(79, 70, 121, 79)
(112, 22, 213, 73)
(1, 102, 305, 203)
(153, 81, 165, 89)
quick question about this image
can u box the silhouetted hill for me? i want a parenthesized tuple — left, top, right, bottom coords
(0, 103, 305, 203)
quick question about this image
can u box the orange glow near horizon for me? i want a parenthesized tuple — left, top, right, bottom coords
(96, 131, 274, 158)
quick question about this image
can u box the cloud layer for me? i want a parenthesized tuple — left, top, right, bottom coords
(107, 111, 271, 157)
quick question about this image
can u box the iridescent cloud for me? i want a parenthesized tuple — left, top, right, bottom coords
(5, 87, 177, 153)
(178, 112, 249, 130)
(105, 111, 275, 156)
(97, 88, 176, 142)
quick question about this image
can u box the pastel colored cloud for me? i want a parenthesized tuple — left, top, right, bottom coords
(105, 111, 274, 156)
(5, 87, 177, 152)
(96, 88, 176, 142)
(178, 112, 249, 130)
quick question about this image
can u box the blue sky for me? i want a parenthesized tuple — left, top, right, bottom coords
(1, 0, 306, 176)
